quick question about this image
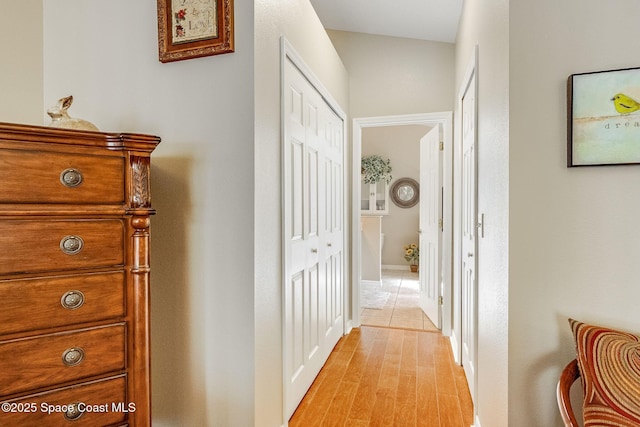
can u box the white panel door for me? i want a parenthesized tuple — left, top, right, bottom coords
(283, 57, 344, 419)
(419, 125, 441, 329)
(321, 108, 344, 353)
(461, 71, 478, 404)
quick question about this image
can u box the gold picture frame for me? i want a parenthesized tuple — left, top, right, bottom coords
(157, 0, 234, 63)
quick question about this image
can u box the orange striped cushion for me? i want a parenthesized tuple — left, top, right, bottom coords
(570, 319, 640, 426)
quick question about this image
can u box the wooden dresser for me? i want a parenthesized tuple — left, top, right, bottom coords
(0, 122, 159, 426)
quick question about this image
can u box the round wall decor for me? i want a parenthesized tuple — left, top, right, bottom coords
(390, 177, 419, 208)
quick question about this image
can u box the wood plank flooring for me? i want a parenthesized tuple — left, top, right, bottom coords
(289, 326, 474, 427)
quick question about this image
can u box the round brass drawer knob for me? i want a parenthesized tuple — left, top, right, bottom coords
(63, 402, 84, 421)
(60, 235, 84, 255)
(62, 347, 85, 367)
(60, 168, 83, 188)
(61, 290, 85, 310)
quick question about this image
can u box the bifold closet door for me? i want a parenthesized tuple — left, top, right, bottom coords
(283, 57, 344, 419)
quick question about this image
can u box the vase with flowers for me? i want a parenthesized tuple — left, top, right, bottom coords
(361, 155, 392, 185)
(403, 243, 419, 272)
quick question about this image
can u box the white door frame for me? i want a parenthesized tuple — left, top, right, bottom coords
(352, 112, 453, 336)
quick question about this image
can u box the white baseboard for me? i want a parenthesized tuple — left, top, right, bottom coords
(361, 279, 381, 286)
(471, 415, 481, 427)
(381, 264, 410, 270)
(345, 320, 353, 334)
(449, 332, 460, 364)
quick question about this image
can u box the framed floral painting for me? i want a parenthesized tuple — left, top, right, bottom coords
(157, 0, 234, 63)
(568, 67, 640, 166)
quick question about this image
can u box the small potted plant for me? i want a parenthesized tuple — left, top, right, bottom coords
(404, 243, 419, 272)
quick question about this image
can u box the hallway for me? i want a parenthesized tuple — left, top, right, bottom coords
(289, 326, 474, 426)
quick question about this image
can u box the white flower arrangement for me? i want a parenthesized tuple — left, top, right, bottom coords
(361, 155, 392, 184)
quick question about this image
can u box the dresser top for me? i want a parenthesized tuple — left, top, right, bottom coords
(0, 122, 160, 152)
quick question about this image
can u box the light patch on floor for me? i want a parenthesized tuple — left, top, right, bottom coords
(360, 269, 438, 332)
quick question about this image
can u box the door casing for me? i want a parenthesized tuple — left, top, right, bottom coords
(351, 112, 453, 337)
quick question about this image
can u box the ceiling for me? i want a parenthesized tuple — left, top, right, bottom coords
(308, 0, 464, 43)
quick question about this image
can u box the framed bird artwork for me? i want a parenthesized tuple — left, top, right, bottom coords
(568, 66, 640, 167)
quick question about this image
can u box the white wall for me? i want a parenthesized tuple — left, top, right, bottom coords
(42, 1, 255, 426)
(457, 0, 640, 426)
(254, 1, 349, 426)
(509, 0, 640, 426)
(16, 1, 640, 426)
(6, 1, 347, 426)
(455, 0, 509, 426)
(327, 30, 455, 118)
(362, 125, 430, 266)
(1, 0, 42, 124)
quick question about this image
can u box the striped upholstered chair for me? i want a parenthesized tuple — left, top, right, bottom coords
(557, 358, 581, 426)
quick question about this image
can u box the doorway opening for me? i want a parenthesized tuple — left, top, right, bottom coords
(351, 112, 453, 337)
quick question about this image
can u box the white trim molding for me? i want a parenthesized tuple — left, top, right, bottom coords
(381, 264, 411, 271)
(352, 112, 453, 335)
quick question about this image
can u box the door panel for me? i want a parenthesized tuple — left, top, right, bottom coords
(419, 126, 441, 328)
(308, 148, 319, 239)
(307, 264, 320, 361)
(289, 271, 304, 382)
(461, 71, 478, 404)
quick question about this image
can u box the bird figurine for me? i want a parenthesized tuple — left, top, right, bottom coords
(611, 93, 640, 115)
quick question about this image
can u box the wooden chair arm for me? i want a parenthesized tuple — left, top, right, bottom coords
(557, 359, 581, 427)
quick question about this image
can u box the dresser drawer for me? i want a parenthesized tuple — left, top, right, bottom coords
(0, 324, 125, 396)
(0, 272, 125, 336)
(1, 375, 127, 426)
(0, 148, 124, 205)
(0, 220, 124, 275)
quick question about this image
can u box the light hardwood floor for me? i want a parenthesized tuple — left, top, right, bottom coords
(289, 326, 474, 427)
